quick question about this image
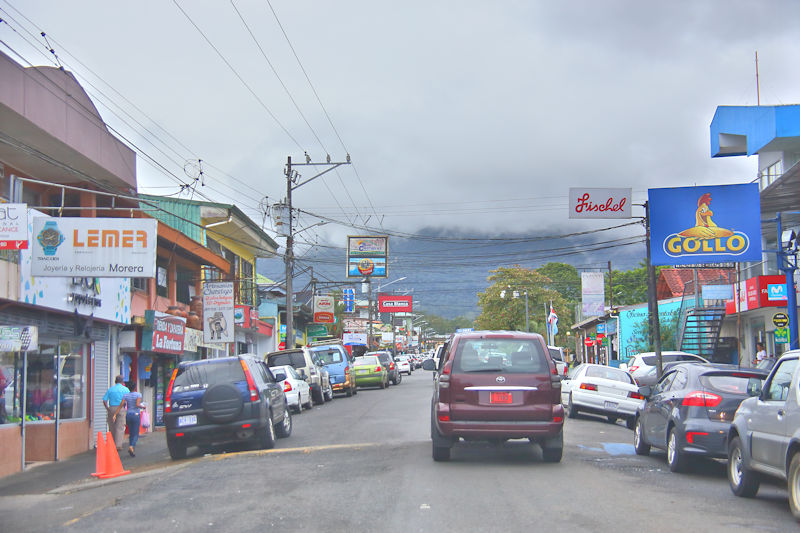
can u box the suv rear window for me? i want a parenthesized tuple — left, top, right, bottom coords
(173, 360, 245, 393)
(268, 351, 306, 368)
(453, 339, 546, 374)
(312, 347, 344, 364)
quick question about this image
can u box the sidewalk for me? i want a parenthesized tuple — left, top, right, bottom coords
(0, 429, 171, 496)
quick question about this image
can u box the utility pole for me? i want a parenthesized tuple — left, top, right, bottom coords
(367, 278, 373, 349)
(279, 153, 350, 350)
(644, 201, 664, 377)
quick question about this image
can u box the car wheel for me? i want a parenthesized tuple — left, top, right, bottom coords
(259, 414, 276, 449)
(666, 428, 688, 473)
(626, 417, 635, 430)
(633, 418, 650, 456)
(788, 453, 800, 520)
(276, 408, 292, 439)
(167, 438, 187, 460)
(324, 383, 334, 402)
(541, 430, 563, 463)
(567, 394, 578, 419)
(303, 393, 314, 410)
(294, 400, 303, 414)
(431, 417, 452, 462)
(728, 436, 759, 497)
(395, 373, 402, 385)
(345, 385, 353, 397)
(606, 415, 618, 424)
(312, 385, 325, 405)
(432, 444, 451, 462)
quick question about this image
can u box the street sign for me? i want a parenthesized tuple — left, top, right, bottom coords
(773, 312, 789, 328)
(774, 327, 789, 344)
(583, 338, 595, 347)
(378, 294, 412, 313)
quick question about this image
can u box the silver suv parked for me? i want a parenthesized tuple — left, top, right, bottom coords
(266, 347, 333, 405)
(727, 349, 800, 520)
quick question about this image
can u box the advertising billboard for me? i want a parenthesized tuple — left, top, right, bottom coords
(347, 235, 388, 278)
(313, 295, 335, 323)
(0, 203, 28, 249)
(648, 184, 762, 266)
(581, 272, 605, 317)
(568, 188, 631, 219)
(203, 281, 234, 343)
(378, 294, 413, 313)
(30, 216, 157, 277)
(343, 288, 355, 313)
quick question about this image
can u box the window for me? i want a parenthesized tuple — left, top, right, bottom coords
(760, 161, 783, 191)
(240, 260, 254, 305)
(585, 366, 634, 384)
(132, 277, 147, 291)
(653, 371, 676, 395)
(453, 339, 546, 374)
(176, 268, 194, 304)
(671, 369, 688, 391)
(156, 258, 169, 298)
(1, 341, 88, 425)
(765, 359, 798, 402)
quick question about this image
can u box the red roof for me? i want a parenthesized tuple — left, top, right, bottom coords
(656, 268, 735, 300)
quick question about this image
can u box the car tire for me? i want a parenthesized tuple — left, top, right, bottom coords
(276, 407, 292, 439)
(394, 373, 402, 385)
(432, 444, 451, 462)
(633, 418, 650, 456)
(626, 417, 635, 430)
(167, 438, 187, 460)
(728, 436, 760, 497)
(345, 385, 353, 397)
(259, 414, 276, 450)
(606, 415, 618, 424)
(541, 430, 563, 463)
(303, 394, 314, 410)
(312, 385, 325, 405)
(567, 394, 578, 419)
(667, 428, 688, 473)
(788, 453, 800, 520)
(324, 383, 334, 402)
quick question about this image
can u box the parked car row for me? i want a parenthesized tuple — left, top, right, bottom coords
(162, 342, 417, 460)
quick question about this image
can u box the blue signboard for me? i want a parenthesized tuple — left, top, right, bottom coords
(596, 323, 606, 334)
(648, 184, 762, 266)
(343, 288, 355, 313)
(347, 257, 387, 278)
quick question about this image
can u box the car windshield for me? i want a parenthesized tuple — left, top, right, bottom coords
(172, 360, 245, 393)
(699, 373, 764, 396)
(585, 366, 634, 384)
(268, 351, 306, 368)
(454, 339, 546, 374)
(311, 347, 344, 364)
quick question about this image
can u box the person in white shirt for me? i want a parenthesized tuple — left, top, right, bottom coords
(753, 342, 767, 366)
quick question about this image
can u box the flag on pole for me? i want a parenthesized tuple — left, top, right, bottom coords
(547, 305, 559, 337)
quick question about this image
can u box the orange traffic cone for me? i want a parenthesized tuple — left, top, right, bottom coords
(98, 431, 131, 479)
(91, 431, 107, 477)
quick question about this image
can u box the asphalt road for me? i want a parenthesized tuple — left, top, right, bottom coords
(2, 370, 796, 532)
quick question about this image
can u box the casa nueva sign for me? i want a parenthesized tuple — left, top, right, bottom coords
(648, 184, 762, 266)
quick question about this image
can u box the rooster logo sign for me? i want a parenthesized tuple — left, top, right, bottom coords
(664, 192, 748, 258)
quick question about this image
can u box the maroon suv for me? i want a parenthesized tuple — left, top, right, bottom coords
(422, 331, 564, 462)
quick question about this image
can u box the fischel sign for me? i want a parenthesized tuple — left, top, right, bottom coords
(569, 188, 631, 219)
(31, 217, 157, 277)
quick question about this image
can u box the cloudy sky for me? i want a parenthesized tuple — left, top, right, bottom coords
(2, 0, 799, 244)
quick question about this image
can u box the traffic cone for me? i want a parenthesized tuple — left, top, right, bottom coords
(98, 431, 131, 479)
(91, 431, 107, 477)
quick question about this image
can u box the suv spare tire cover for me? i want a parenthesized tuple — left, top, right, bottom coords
(203, 383, 244, 423)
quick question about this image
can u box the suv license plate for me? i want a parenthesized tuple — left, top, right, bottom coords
(490, 391, 512, 404)
(178, 415, 197, 427)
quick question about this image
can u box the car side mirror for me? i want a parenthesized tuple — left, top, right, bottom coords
(638, 385, 652, 398)
(422, 359, 436, 371)
(273, 372, 286, 382)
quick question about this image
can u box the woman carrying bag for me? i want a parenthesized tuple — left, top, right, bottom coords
(121, 385, 144, 457)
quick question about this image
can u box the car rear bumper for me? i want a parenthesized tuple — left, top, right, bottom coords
(355, 374, 384, 385)
(437, 418, 563, 440)
(166, 416, 266, 446)
(572, 391, 643, 417)
(678, 420, 731, 458)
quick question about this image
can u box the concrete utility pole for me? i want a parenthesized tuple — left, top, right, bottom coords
(280, 154, 350, 349)
(644, 201, 664, 377)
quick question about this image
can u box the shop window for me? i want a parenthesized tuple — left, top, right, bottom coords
(156, 258, 169, 298)
(176, 268, 194, 304)
(0, 341, 87, 425)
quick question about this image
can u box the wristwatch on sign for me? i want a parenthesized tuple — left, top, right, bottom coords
(37, 220, 65, 256)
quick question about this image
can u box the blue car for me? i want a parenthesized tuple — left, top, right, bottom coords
(309, 342, 358, 397)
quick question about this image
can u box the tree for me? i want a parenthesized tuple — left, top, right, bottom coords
(538, 262, 581, 302)
(476, 266, 569, 343)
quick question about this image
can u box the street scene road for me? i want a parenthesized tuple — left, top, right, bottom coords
(1, 371, 795, 533)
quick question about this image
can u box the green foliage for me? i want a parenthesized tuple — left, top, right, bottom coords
(419, 313, 474, 335)
(607, 262, 666, 307)
(538, 262, 581, 302)
(475, 266, 569, 343)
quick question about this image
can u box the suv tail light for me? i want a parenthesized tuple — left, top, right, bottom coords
(580, 383, 598, 391)
(240, 359, 260, 402)
(284, 381, 293, 392)
(682, 391, 722, 407)
(164, 368, 178, 413)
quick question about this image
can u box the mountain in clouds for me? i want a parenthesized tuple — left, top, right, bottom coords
(257, 225, 646, 320)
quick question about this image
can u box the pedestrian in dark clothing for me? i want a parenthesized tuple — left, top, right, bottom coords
(122, 384, 144, 457)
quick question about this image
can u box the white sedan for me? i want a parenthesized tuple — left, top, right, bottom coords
(561, 364, 645, 428)
(271, 365, 312, 413)
(394, 356, 412, 375)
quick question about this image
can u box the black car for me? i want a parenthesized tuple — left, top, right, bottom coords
(369, 351, 402, 385)
(633, 363, 767, 472)
(164, 355, 292, 459)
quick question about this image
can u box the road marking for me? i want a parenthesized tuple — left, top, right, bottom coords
(210, 442, 381, 461)
(420, 504, 431, 510)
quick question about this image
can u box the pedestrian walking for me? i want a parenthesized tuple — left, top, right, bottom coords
(122, 384, 144, 457)
(103, 375, 129, 450)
